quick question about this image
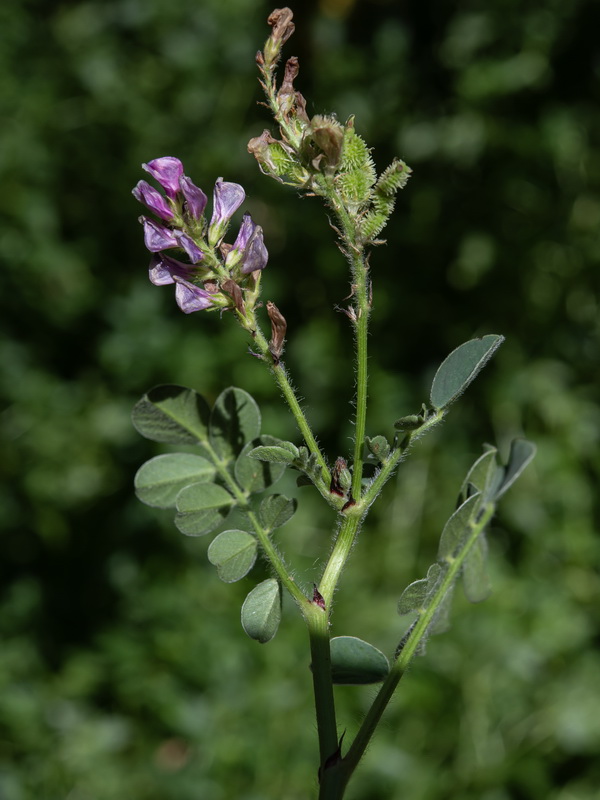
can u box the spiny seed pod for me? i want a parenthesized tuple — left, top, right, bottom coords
(336, 169, 374, 213)
(335, 127, 377, 212)
(339, 126, 375, 176)
(359, 158, 412, 241)
(376, 159, 412, 195)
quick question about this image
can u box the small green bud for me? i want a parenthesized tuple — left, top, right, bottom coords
(394, 415, 422, 431)
(330, 456, 352, 496)
(365, 435, 391, 463)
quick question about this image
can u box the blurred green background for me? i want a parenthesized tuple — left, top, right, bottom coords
(1, 0, 599, 797)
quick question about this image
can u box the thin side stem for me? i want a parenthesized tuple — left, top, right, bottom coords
(238, 307, 332, 490)
(362, 409, 446, 509)
(205, 437, 310, 613)
(338, 502, 497, 783)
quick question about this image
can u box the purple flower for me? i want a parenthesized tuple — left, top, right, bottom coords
(173, 276, 215, 313)
(174, 231, 204, 264)
(142, 157, 184, 199)
(148, 253, 196, 286)
(227, 213, 269, 274)
(179, 175, 207, 220)
(139, 216, 179, 252)
(132, 180, 174, 221)
(208, 179, 246, 245)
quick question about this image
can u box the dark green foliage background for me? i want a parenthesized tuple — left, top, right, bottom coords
(1, 0, 598, 797)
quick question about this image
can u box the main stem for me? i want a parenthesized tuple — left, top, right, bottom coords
(351, 281, 369, 499)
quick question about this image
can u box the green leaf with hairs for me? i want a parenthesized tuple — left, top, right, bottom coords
(175, 483, 235, 536)
(430, 335, 504, 410)
(134, 453, 215, 508)
(330, 636, 390, 685)
(209, 387, 261, 460)
(132, 385, 211, 445)
(208, 530, 258, 583)
(241, 579, 281, 643)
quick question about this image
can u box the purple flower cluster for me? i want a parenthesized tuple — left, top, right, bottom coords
(133, 157, 268, 313)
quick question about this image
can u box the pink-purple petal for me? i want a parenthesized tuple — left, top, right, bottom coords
(231, 212, 255, 251)
(148, 253, 195, 286)
(142, 157, 184, 199)
(174, 231, 204, 264)
(132, 180, 174, 221)
(180, 175, 208, 220)
(140, 216, 179, 252)
(173, 276, 214, 313)
(210, 179, 246, 230)
(240, 225, 269, 274)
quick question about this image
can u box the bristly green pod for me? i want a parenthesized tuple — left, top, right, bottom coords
(267, 141, 300, 178)
(339, 122, 375, 171)
(336, 126, 377, 212)
(360, 159, 412, 241)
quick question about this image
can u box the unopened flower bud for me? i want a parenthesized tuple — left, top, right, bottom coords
(330, 457, 351, 496)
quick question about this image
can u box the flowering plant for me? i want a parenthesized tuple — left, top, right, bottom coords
(131, 9, 535, 799)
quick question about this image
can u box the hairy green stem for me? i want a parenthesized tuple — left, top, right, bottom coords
(351, 287, 369, 500)
(318, 511, 363, 609)
(362, 409, 446, 509)
(237, 307, 332, 490)
(306, 604, 339, 773)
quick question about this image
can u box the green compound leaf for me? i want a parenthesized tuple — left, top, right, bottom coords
(209, 387, 261, 460)
(330, 636, 390, 685)
(494, 439, 537, 499)
(248, 441, 299, 465)
(430, 335, 504, 410)
(235, 436, 287, 493)
(462, 533, 491, 603)
(134, 453, 215, 508)
(174, 482, 235, 536)
(207, 530, 258, 583)
(241, 578, 281, 643)
(258, 494, 297, 532)
(132, 385, 211, 445)
(438, 493, 481, 563)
